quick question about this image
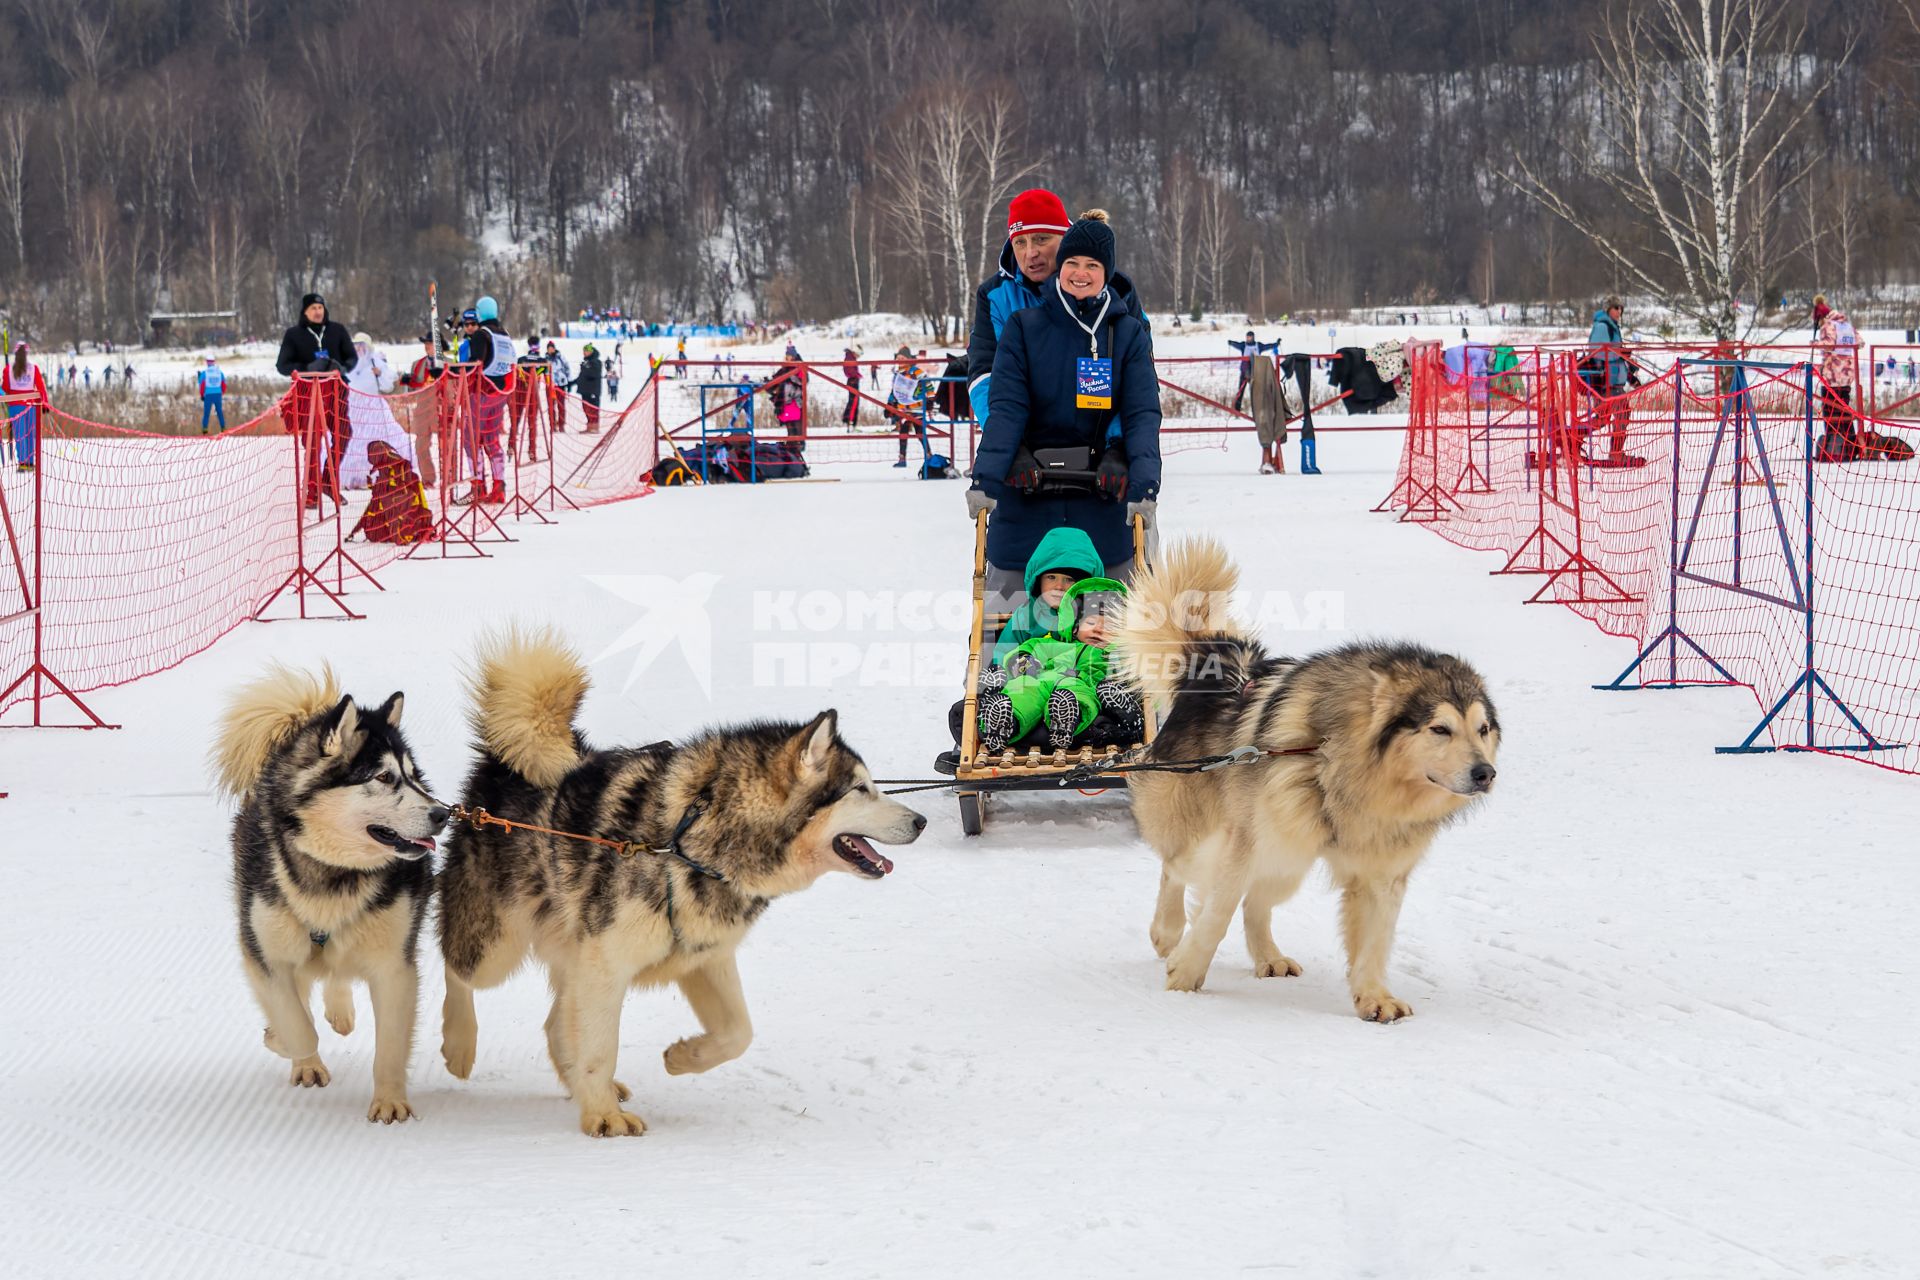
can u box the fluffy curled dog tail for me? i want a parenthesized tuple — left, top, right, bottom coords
(1115, 537, 1250, 709)
(212, 663, 342, 800)
(468, 625, 588, 789)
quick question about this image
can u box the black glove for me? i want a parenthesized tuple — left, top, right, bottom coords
(1096, 447, 1129, 502)
(1007, 447, 1043, 495)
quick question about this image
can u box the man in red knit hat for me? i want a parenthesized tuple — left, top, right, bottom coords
(965, 188, 1072, 435)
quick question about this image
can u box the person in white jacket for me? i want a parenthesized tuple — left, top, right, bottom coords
(339, 332, 416, 488)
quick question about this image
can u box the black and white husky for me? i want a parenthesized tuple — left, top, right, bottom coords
(214, 667, 447, 1122)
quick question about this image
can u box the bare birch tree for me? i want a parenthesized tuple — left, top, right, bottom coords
(1506, 0, 1851, 341)
(1156, 153, 1195, 313)
(0, 106, 29, 273)
(1196, 174, 1237, 314)
(883, 82, 1040, 342)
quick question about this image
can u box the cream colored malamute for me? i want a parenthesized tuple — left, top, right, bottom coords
(1116, 539, 1499, 1020)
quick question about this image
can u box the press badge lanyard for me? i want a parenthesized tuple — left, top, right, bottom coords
(1059, 281, 1115, 411)
(1056, 280, 1113, 356)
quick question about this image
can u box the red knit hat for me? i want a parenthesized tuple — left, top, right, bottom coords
(1007, 188, 1070, 237)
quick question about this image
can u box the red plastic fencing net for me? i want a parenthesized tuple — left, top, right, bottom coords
(0, 365, 656, 727)
(656, 358, 971, 472)
(654, 352, 1387, 477)
(1381, 341, 1920, 774)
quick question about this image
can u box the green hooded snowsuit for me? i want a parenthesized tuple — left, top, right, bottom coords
(988, 576, 1125, 742)
(990, 525, 1106, 666)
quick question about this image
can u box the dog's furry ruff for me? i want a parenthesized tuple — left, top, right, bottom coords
(211, 662, 341, 800)
(438, 627, 924, 1137)
(218, 669, 443, 1122)
(1116, 539, 1500, 1020)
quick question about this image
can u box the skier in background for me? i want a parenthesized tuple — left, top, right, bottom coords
(455, 296, 514, 504)
(512, 336, 546, 462)
(543, 339, 571, 431)
(1228, 330, 1280, 411)
(197, 355, 226, 433)
(842, 346, 862, 425)
(4, 342, 49, 471)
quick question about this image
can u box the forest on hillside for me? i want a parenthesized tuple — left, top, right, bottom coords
(0, 0, 1911, 342)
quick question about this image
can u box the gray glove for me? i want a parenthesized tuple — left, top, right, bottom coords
(1127, 499, 1157, 530)
(966, 486, 997, 519)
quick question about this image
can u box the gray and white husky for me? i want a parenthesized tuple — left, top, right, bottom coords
(214, 666, 447, 1122)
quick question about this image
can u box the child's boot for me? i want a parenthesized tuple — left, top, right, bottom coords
(1096, 679, 1144, 741)
(977, 693, 1017, 754)
(1046, 688, 1081, 750)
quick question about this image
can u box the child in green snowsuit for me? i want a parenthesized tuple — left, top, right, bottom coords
(977, 577, 1143, 752)
(991, 525, 1107, 665)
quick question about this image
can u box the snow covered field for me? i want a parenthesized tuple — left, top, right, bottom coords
(3, 428, 1916, 1279)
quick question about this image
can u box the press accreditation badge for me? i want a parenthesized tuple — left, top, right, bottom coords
(1076, 357, 1113, 410)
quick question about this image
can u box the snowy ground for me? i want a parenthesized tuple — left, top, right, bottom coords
(3, 427, 1916, 1278)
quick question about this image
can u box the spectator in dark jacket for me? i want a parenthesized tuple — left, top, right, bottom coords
(574, 343, 604, 432)
(275, 292, 358, 507)
(973, 215, 1162, 592)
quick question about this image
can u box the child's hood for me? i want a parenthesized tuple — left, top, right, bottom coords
(1055, 576, 1128, 641)
(1022, 526, 1106, 594)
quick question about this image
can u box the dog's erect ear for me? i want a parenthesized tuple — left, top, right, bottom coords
(321, 695, 361, 758)
(376, 691, 404, 727)
(796, 710, 839, 770)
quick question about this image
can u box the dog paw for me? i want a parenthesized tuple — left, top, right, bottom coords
(367, 1096, 415, 1124)
(1254, 954, 1303, 978)
(1354, 992, 1414, 1023)
(441, 1038, 475, 1080)
(289, 1057, 331, 1087)
(664, 1033, 749, 1076)
(663, 1037, 714, 1076)
(1164, 960, 1209, 992)
(580, 1109, 648, 1138)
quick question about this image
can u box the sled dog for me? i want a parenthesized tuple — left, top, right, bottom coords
(437, 627, 926, 1136)
(1115, 539, 1499, 1020)
(215, 666, 446, 1121)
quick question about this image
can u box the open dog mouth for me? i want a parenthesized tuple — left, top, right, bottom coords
(832, 834, 895, 878)
(367, 825, 437, 858)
